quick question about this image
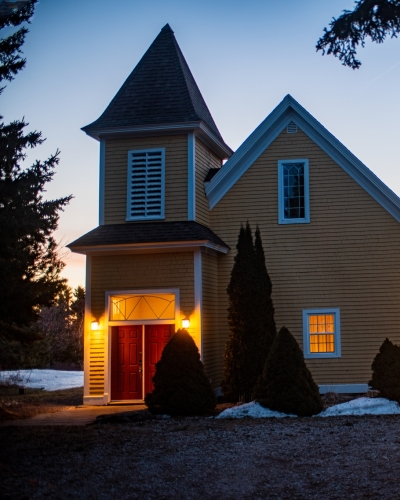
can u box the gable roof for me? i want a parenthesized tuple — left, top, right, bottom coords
(205, 94, 400, 222)
(82, 24, 230, 154)
(67, 221, 229, 254)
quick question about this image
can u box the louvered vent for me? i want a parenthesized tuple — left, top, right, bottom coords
(127, 149, 165, 220)
(287, 121, 298, 134)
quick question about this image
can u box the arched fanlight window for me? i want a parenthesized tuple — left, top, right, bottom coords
(110, 294, 175, 321)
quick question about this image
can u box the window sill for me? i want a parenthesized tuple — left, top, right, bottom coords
(278, 218, 310, 225)
(304, 353, 341, 359)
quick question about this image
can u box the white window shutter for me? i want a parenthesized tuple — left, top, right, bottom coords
(127, 149, 165, 221)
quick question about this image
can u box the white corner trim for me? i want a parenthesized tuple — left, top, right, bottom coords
(205, 94, 400, 223)
(99, 140, 105, 225)
(188, 132, 196, 220)
(83, 396, 107, 405)
(319, 384, 369, 394)
(278, 159, 310, 224)
(303, 308, 341, 359)
(194, 250, 203, 359)
(83, 255, 92, 402)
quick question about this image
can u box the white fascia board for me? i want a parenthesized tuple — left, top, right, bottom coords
(82, 122, 202, 140)
(83, 121, 233, 159)
(290, 100, 400, 223)
(69, 240, 229, 256)
(197, 122, 233, 158)
(206, 94, 400, 222)
(206, 96, 292, 209)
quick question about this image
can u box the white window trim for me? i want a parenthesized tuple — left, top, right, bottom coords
(302, 308, 341, 359)
(126, 148, 165, 221)
(278, 158, 310, 224)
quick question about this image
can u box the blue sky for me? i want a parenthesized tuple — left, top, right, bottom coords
(3, 0, 400, 288)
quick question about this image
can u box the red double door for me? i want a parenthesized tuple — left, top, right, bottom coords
(111, 324, 173, 401)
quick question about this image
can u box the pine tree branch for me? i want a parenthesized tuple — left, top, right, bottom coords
(0, 0, 37, 88)
(0, 0, 37, 30)
(316, 0, 400, 69)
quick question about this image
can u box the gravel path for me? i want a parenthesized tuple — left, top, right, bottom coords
(1, 415, 400, 499)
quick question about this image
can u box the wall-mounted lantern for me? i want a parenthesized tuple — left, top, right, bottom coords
(182, 318, 190, 329)
(91, 321, 99, 331)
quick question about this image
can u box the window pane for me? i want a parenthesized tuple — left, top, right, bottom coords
(283, 163, 305, 220)
(310, 335, 318, 352)
(326, 315, 334, 332)
(327, 334, 335, 352)
(317, 319, 325, 333)
(308, 314, 336, 353)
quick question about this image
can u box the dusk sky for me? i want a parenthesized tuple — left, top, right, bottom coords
(3, 0, 400, 289)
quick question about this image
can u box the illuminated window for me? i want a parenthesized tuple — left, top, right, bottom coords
(110, 294, 175, 321)
(278, 159, 309, 224)
(126, 148, 165, 221)
(302, 309, 341, 358)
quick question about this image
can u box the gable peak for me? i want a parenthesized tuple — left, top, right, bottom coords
(82, 23, 228, 149)
(161, 23, 174, 33)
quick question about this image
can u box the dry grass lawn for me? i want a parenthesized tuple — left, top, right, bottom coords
(0, 384, 83, 422)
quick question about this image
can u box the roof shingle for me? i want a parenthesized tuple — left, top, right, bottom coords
(82, 24, 224, 142)
(67, 221, 229, 251)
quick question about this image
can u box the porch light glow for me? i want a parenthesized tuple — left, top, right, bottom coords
(182, 318, 190, 329)
(91, 321, 99, 331)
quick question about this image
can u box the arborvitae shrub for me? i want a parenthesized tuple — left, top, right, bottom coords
(145, 329, 216, 416)
(369, 338, 400, 403)
(253, 326, 323, 416)
(254, 227, 277, 357)
(222, 223, 276, 402)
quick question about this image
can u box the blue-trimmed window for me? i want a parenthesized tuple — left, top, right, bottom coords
(302, 309, 341, 359)
(278, 159, 309, 224)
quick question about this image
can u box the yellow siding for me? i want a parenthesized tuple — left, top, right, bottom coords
(104, 135, 188, 224)
(201, 252, 222, 387)
(88, 252, 195, 396)
(210, 127, 400, 386)
(195, 138, 221, 227)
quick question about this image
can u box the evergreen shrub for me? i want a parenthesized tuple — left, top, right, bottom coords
(145, 329, 216, 416)
(369, 338, 400, 403)
(222, 223, 276, 402)
(253, 326, 323, 416)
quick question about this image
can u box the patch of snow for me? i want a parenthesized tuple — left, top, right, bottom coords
(217, 397, 400, 419)
(318, 397, 400, 417)
(217, 401, 296, 419)
(0, 369, 83, 391)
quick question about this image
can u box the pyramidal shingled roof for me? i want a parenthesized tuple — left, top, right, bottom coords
(82, 24, 223, 141)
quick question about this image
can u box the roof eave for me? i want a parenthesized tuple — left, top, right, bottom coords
(81, 121, 233, 159)
(67, 239, 230, 255)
